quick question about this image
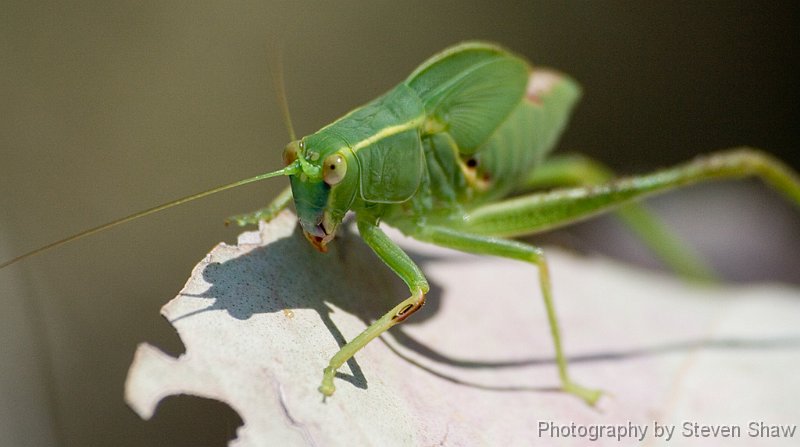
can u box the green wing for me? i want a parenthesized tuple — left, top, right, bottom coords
(405, 42, 529, 154)
(476, 68, 582, 197)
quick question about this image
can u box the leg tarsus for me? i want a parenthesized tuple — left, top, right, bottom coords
(319, 288, 426, 396)
(563, 381, 603, 406)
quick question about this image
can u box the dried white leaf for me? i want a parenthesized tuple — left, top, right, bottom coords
(125, 211, 800, 446)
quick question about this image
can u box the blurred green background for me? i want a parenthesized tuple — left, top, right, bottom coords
(1, 1, 798, 446)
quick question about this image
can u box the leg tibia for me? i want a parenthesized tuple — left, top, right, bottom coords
(414, 225, 602, 405)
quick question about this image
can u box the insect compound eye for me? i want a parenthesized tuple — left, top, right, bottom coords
(282, 141, 299, 166)
(322, 153, 347, 185)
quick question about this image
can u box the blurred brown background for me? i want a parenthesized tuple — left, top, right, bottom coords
(1, 1, 798, 446)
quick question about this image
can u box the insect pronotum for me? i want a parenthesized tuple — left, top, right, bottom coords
(2, 42, 799, 404)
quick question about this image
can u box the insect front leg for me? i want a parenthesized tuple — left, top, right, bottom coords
(410, 225, 602, 405)
(226, 185, 293, 226)
(318, 217, 430, 397)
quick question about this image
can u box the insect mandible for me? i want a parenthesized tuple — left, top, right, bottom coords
(3, 42, 800, 405)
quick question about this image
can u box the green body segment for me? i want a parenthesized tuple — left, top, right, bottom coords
(290, 42, 582, 238)
(307, 83, 427, 203)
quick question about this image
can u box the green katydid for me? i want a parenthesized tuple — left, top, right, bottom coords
(2, 41, 800, 405)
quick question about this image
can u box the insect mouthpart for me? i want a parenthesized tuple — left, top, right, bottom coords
(301, 223, 333, 253)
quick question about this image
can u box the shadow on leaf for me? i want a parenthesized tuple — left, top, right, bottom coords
(168, 219, 800, 397)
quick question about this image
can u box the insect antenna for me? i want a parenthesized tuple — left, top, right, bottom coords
(269, 44, 298, 142)
(1, 46, 311, 271)
(0, 163, 300, 270)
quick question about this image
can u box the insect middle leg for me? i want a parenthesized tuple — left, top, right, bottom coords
(318, 217, 430, 397)
(411, 225, 602, 405)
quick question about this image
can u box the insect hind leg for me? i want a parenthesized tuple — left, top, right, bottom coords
(460, 148, 800, 238)
(412, 224, 602, 405)
(518, 153, 715, 280)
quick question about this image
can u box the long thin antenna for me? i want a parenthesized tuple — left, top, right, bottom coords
(0, 164, 299, 270)
(269, 44, 297, 141)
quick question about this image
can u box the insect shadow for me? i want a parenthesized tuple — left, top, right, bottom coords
(171, 221, 443, 391)
(171, 221, 800, 395)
